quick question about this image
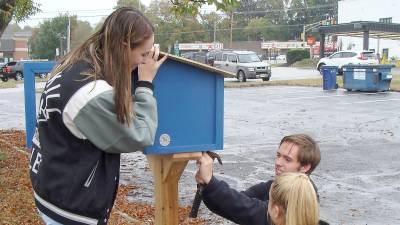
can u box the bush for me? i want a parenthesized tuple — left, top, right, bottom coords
(287, 49, 310, 65)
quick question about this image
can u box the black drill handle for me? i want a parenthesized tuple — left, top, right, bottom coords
(189, 151, 222, 218)
(189, 184, 203, 218)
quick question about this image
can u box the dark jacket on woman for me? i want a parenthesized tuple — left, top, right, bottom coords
(29, 61, 157, 225)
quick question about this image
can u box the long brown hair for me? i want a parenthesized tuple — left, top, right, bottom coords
(52, 7, 154, 124)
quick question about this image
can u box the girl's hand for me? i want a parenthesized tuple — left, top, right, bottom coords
(138, 46, 167, 82)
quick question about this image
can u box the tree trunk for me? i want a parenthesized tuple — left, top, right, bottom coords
(0, 0, 16, 37)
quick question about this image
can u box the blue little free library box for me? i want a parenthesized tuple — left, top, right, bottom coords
(23, 55, 234, 154)
(144, 53, 234, 154)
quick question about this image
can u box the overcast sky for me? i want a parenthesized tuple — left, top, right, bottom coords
(17, 0, 152, 28)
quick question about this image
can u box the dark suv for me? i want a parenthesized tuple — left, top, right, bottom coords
(0, 62, 19, 82)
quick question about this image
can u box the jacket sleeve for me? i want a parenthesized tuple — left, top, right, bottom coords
(62, 80, 157, 153)
(202, 176, 269, 225)
(310, 178, 320, 202)
(242, 181, 272, 202)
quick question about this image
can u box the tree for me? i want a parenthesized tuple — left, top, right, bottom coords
(142, 0, 212, 52)
(0, 0, 40, 37)
(70, 20, 93, 50)
(29, 15, 93, 59)
(286, 0, 338, 40)
(170, 0, 240, 16)
(115, 0, 145, 11)
(199, 12, 222, 43)
(244, 17, 268, 41)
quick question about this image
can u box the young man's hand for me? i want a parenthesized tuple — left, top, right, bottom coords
(138, 46, 167, 82)
(195, 152, 214, 185)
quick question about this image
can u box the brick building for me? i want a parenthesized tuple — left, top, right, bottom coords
(0, 28, 31, 62)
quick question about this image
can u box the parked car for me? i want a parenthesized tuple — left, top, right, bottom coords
(213, 50, 272, 82)
(181, 52, 208, 64)
(316, 50, 378, 74)
(276, 55, 287, 61)
(0, 61, 18, 82)
(11, 61, 48, 80)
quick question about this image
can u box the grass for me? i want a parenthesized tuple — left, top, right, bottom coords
(15, 77, 48, 84)
(291, 58, 319, 68)
(270, 63, 285, 67)
(0, 81, 16, 88)
(0, 77, 47, 89)
(391, 75, 400, 91)
(225, 77, 337, 88)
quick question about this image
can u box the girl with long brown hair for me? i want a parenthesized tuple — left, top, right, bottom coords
(29, 7, 166, 225)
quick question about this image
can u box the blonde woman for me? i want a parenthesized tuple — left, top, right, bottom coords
(268, 172, 319, 225)
(29, 7, 167, 225)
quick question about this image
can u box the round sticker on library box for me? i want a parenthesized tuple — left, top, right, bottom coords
(159, 134, 171, 146)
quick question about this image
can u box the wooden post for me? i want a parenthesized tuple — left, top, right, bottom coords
(147, 152, 202, 225)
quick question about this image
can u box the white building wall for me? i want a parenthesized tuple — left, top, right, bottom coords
(338, 0, 400, 59)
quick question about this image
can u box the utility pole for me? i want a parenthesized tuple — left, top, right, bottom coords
(303, 0, 308, 41)
(303, 21, 323, 41)
(303, 21, 323, 59)
(229, 11, 233, 48)
(59, 34, 64, 57)
(67, 17, 71, 53)
(213, 20, 216, 43)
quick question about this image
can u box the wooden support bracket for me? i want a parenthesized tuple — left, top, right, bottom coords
(147, 152, 202, 225)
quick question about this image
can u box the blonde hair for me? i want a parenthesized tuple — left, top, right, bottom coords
(52, 7, 154, 125)
(280, 134, 321, 175)
(270, 172, 319, 225)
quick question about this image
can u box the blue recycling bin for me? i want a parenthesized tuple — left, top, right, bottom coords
(322, 66, 338, 90)
(342, 65, 394, 92)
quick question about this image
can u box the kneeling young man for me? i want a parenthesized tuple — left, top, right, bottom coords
(195, 134, 321, 225)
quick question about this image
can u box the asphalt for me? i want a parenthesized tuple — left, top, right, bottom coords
(1, 80, 399, 225)
(121, 86, 400, 225)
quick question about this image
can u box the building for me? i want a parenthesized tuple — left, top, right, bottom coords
(177, 42, 223, 53)
(0, 27, 31, 62)
(338, 0, 400, 59)
(261, 41, 309, 58)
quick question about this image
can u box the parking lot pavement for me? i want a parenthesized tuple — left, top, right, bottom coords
(0, 82, 44, 130)
(2, 84, 399, 224)
(221, 86, 400, 224)
(118, 86, 400, 224)
(223, 86, 400, 222)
